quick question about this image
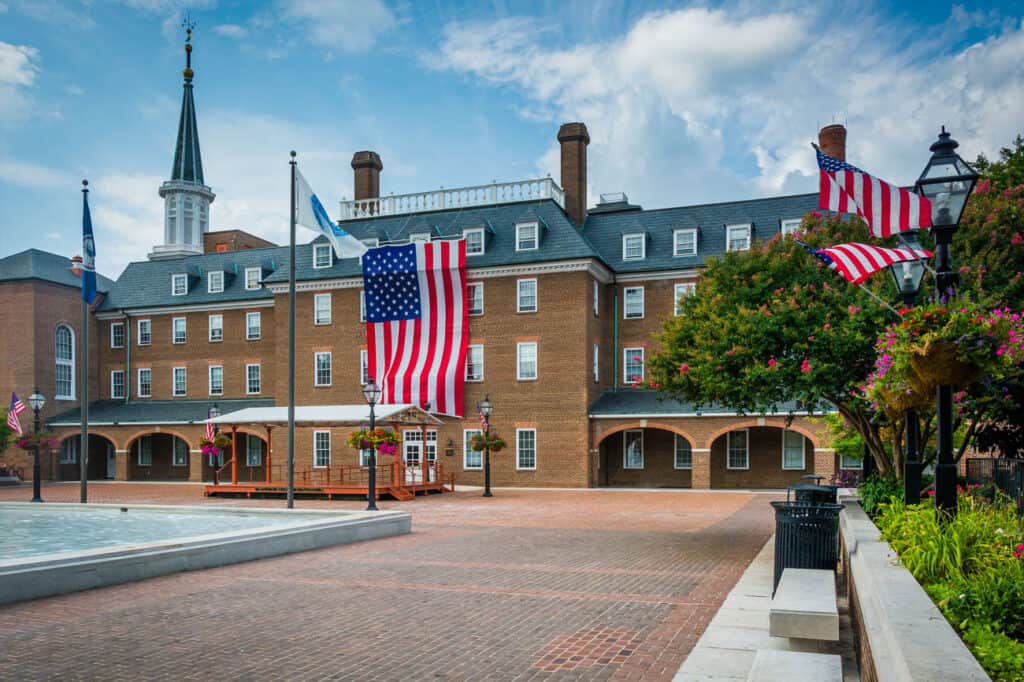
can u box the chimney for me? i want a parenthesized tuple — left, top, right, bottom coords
(351, 151, 383, 201)
(557, 122, 590, 226)
(818, 124, 847, 161)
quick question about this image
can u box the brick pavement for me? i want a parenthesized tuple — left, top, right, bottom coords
(0, 483, 779, 681)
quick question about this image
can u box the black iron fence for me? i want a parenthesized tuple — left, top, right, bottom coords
(965, 457, 1024, 512)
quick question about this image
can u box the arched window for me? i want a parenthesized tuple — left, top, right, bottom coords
(55, 324, 74, 399)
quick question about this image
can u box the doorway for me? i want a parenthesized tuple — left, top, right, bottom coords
(106, 443, 116, 479)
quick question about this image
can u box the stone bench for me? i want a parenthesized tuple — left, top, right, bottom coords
(747, 649, 842, 681)
(769, 568, 839, 641)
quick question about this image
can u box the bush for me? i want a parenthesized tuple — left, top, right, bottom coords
(930, 560, 1024, 639)
(962, 624, 1024, 682)
(858, 474, 903, 515)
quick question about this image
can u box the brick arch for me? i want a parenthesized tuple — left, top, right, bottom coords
(596, 422, 699, 448)
(702, 421, 820, 451)
(123, 428, 197, 453)
(57, 431, 119, 448)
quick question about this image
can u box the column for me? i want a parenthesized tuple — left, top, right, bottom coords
(692, 448, 711, 489)
(814, 448, 836, 480)
(115, 449, 130, 481)
(188, 449, 203, 482)
(230, 425, 239, 485)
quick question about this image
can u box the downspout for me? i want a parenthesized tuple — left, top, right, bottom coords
(123, 311, 131, 403)
(613, 292, 619, 390)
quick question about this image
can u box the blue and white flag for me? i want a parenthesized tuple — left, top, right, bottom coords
(82, 188, 97, 304)
(295, 169, 367, 259)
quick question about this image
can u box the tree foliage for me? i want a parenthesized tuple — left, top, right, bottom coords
(973, 135, 1024, 193)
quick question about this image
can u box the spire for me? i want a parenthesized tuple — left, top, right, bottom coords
(170, 19, 204, 184)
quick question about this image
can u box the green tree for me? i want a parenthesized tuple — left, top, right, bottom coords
(973, 135, 1024, 192)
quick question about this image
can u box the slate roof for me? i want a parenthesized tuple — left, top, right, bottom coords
(588, 390, 817, 416)
(582, 193, 819, 273)
(48, 398, 275, 426)
(0, 249, 115, 291)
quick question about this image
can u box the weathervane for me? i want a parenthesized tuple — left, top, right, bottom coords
(182, 13, 196, 78)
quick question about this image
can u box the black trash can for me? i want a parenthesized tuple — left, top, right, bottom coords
(770, 500, 843, 595)
(788, 483, 838, 504)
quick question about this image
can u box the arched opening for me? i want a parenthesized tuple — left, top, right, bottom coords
(709, 426, 814, 489)
(126, 433, 192, 481)
(597, 427, 695, 488)
(57, 434, 117, 481)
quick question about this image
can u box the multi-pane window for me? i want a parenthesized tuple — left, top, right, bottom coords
(247, 364, 261, 394)
(172, 317, 186, 344)
(172, 273, 188, 296)
(624, 287, 644, 319)
(137, 435, 152, 466)
(209, 365, 223, 396)
(314, 293, 332, 325)
(624, 430, 644, 469)
(464, 429, 483, 469)
(55, 324, 74, 399)
(516, 342, 537, 381)
(726, 224, 751, 252)
(516, 222, 538, 251)
(622, 233, 645, 260)
(137, 319, 151, 345)
(467, 283, 484, 316)
(517, 279, 537, 313)
(137, 368, 152, 398)
(781, 219, 802, 237)
(110, 322, 125, 348)
(313, 430, 331, 468)
(245, 267, 261, 290)
(359, 291, 366, 322)
(840, 452, 863, 469)
(60, 438, 77, 464)
(624, 347, 644, 384)
(674, 435, 693, 469)
(314, 352, 332, 386)
(674, 282, 696, 316)
(247, 434, 263, 466)
(673, 228, 698, 256)
(463, 228, 484, 255)
(173, 367, 187, 396)
(593, 343, 599, 383)
(313, 243, 332, 269)
(207, 314, 223, 342)
(246, 312, 261, 340)
(426, 430, 437, 463)
(783, 430, 805, 469)
(516, 429, 537, 470)
(465, 344, 484, 382)
(208, 271, 224, 293)
(593, 280, 599, 316)
(110, 370, 125, 399)
(173, 437, 189, 467)
(360, 349, 369, 385)
(727, 430, 749, 470)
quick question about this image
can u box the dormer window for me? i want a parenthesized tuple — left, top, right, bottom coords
(463, 228, 485, 256)
(781, 219, 802, 237)
(726, 224, 751, 252)
(622, 233, 646, 261)
(244, 267, 261, 290)
(207, 271, 224, 293)
(516, 222, 539, 251)
(171, 273, 188, 296)
(410, 233, 430, 243)
(313, 243, 333, 269)
(673, 229, 697, 256)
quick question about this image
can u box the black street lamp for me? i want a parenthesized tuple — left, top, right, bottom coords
(915, 127, 979, 515)
(208, 403, 220, 485)
(890, 230, 928, 504)
(362, 377, 381, 511)
(27, 388, 45, 503)
(478, 394, 493, 498)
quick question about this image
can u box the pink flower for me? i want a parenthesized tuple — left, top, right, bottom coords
(678, 363, 690, 374)
(768, 358, 777, 368)
(801, 359, 811, 374)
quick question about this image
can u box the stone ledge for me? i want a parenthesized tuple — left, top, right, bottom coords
(747, 649, 841, 681)
(769, 568, 839, 641)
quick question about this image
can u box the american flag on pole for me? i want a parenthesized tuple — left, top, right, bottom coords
(796, 239, 931, 285)
(7, 392, 26, 436)
(205, 418, 215, 443)
(816, 145, 931, 239)
(364, 241, 468, 417)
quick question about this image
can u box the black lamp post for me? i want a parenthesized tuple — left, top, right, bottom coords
(915, 127, 979, 515)
(208, 403, 220, 485)
(478, 394, 493, 497)
(363, 377, 381, 511)
(27, 388, 45, 503)
(889, 230, 928, 504)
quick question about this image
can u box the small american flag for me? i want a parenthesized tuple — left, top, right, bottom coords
(478, 409, 488, 432)
(796, 239, 931, 285)
(7, 392, 26, 436)
(206, 418, 215, 443)
(816, 146, 931, 238)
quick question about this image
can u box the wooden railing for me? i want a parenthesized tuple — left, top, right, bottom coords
(263, 459, 446, 490)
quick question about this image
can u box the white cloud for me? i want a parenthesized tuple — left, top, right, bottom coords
(0, 158, 70, 188)
(0, 42, 39, 86)
(278, 0, 396, 53)
(214, 24, 247, 39)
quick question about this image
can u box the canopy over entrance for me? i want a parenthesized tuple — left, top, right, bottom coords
(209, 404, 444, 428)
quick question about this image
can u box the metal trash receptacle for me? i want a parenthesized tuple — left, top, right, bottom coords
(770, 500, 842, 595)
(788, 483, 838, 504)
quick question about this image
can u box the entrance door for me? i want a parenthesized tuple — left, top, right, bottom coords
(106, 444, 116, 479)
(403, 430, 422, 483)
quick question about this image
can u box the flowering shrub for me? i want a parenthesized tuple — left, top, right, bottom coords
(469, 432, 506, 452)
(346, 428, 400, 454)
(15, 432, 61, 452)
(198, 432, 232, 457)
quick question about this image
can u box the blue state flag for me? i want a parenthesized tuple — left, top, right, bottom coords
(82, 188, 97, 304)
(295, 169, 367, 259)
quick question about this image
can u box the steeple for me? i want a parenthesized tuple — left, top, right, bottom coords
(151, 19, 215, 261)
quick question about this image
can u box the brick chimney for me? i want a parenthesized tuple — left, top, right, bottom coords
(351, 151, 383, 201)
(818, 124, 847, 161)
(557, 122, 590, 226)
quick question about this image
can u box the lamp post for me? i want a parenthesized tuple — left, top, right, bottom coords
(478, 394, 493, 497)
(889, 230, 927, 504)
(362, 377, 381, 511)
(915, 127, 979, 515)
(208, 403, 220, 485)
(27, 388, 45, 503)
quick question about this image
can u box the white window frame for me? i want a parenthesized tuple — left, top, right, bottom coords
(246, 363, 261, 395)
(313, 243, 333, 269)
(137, 319, 151, 346)
(247, 434, 263, 466)
(463, 429, 483, 470)
(726, 224, 752, 252)
(516, 278, 537, 313)
(515, 221, 539, 251)
(244, 267, 261, 290)
(314, 293, 332, 325)
(314, 352, 332, 387)
(110, 370, 125, 399)
(172, 366, 187, 397)
(463, 228, 485, 256)
(592, 280, 599, 317)
(516, 342, 537, 381)
(623, 429, 644, 469)
(171, 273, 188, 296)
(54, 324, 75, 400)
(208, 365, 224, 396)
(359, 290, 366, 322)
(622, 233, 646, 261)
(360, 349, 369, 385)
(110, 322, 125, 349)
(465, 344, 484, 382)
(172, 438, 189, 467)
(246, 311, 261, 340)
(674, 435, 693, 470)
(207, 270, 224, 293)
(623, 286, 644, 319)
(623, 347, 644, 384)
(137, 435, 152, 467)
(516, 428, 537, 470)
(208, 314, 223, 342)
(673, 228, 698, 256)
(467, 282, 484, 316)
(782, 430, 805, 470)
(727, 429, 750, 470)
(362, 238, 379, 249)
(781, 218, 802, 237)
(313, 430, 331, 468)
(593, 343, 599, 383)
(172, 316, 186, 344)
(60, 438, 77, 464)
(137, 368, 152, 398)
(840, 452, 863, 470)
(674, 282, 696, 316)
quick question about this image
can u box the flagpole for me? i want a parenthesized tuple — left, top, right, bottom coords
(80, 180, 89, 504)
(287, 152, 297, 509)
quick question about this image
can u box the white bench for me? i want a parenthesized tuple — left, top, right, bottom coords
(747, 649, 842, 681)
(769, 568, 839, 641)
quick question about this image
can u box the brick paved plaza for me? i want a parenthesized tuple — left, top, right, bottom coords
(0, 484, 778, 680)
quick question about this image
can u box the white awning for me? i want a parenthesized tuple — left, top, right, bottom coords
(209, 404, 443, 427)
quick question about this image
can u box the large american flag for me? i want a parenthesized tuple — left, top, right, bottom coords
(7, 392, 26, 436)
(816, 146, 931, 238)
(796, 239, 931, 285)
(364, 241, 468, 417)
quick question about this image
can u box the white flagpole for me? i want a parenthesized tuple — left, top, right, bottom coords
(80, 180, 90, 503)
(287, 152, 296, 508)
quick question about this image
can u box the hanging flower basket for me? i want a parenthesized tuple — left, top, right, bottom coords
(346, 428, 401, 453)
(469, 433, 506, 452)
(198, 432, 232, 458)
(908, 340, 981, 389)
(15, 432, 61, 453)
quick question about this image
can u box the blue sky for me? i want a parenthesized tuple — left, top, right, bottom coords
(2, 0, 1023, 276)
